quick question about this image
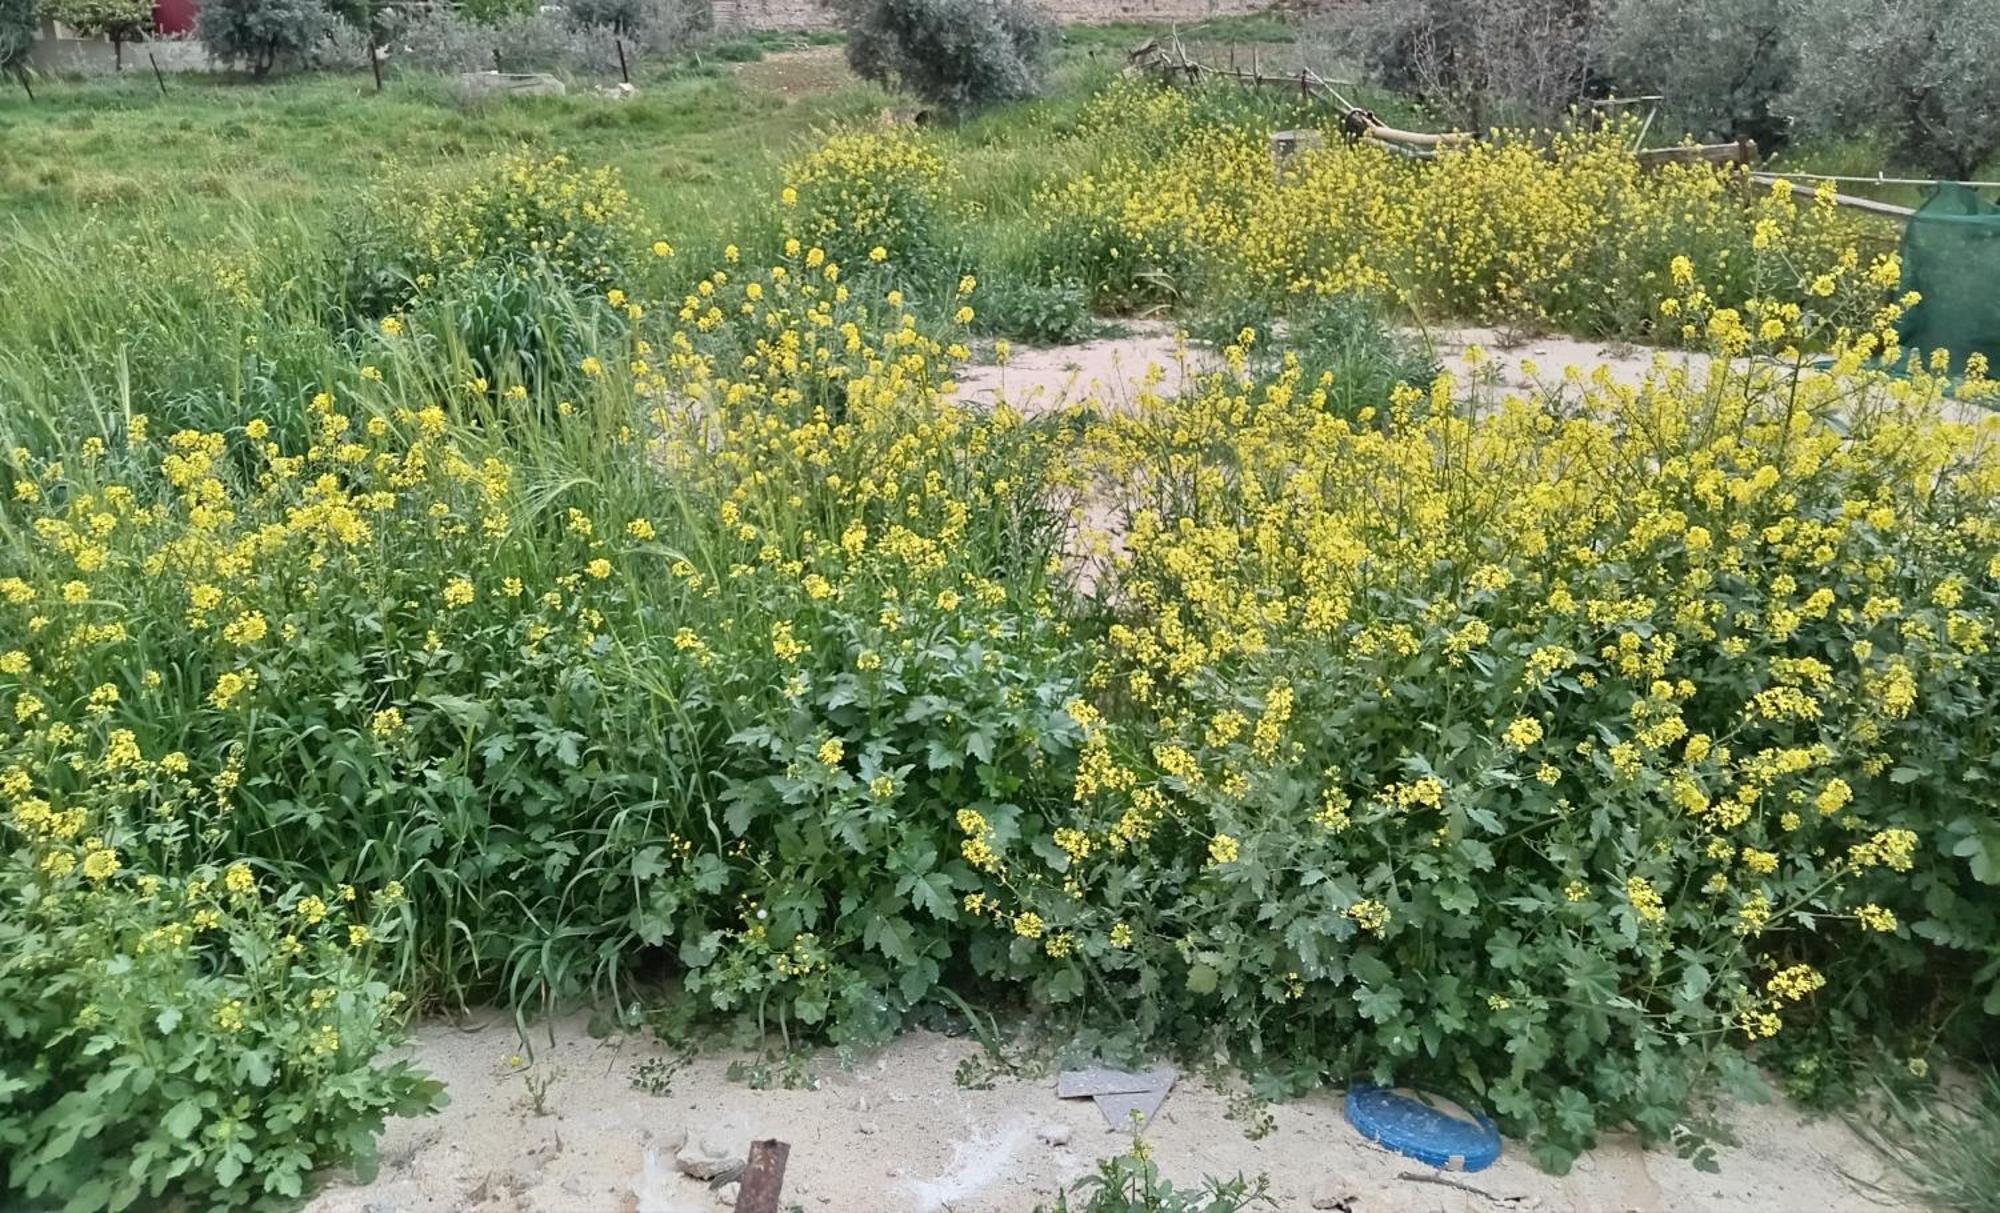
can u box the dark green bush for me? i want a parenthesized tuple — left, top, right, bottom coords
(0, 0, 33, 73)
(975, 277, 1094, 345)
(197, 0, 334, 77)
(829, 0, 1055, 114)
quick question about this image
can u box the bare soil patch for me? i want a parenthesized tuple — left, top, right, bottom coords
(304, 1014, 1912, 1213)
(730, 46, 857, 99)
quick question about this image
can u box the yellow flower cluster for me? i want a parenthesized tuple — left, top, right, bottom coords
(1050, 272, 1999, 1049)
(1043, 81, 1882, 337)
(779, 130, 947, 266)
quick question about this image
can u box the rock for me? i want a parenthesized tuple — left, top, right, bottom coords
(674, 1133, 742, 1181)
(711, 1182, 739, 1209)
(560, 1178, 585, 1196)
(453, 71, 566, 100)
(1310, 1176, 1357, 1210)
(362, 1203, 402, 1213)
(1036, 1122, 1073, 1147)
(857, 1121, 879, 1135)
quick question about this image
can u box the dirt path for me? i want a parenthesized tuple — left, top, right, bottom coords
(953, 322, 1699, 419)
(305, 1014, 1913, 1213)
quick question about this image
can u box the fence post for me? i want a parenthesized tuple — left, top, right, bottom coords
(367, 1, 384, 93)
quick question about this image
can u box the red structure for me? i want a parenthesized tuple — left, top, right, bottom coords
(153, 0, 198, 35)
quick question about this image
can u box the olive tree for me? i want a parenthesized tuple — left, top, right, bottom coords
(1784, 0, 2000, 179)
(1595, 0, 1796, 148)
(198, 0, 333, 77)
(826, 0, 1054, 115)
(1327, 0, 1603, 130)
(1, 0, 36, 75)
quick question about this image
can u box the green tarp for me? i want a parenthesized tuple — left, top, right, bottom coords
(1898, 182, 2000, 372)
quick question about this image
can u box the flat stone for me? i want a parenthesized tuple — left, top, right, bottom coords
(1056, 1064, 1177, 1099)
(674, 1134, 742, 1181)
(1094, 1085, 1172, 1132)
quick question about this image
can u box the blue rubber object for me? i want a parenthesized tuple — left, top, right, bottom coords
(1344, 1083, 1502, 1172)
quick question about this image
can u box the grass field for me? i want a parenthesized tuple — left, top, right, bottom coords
(0, 52, 881, 233)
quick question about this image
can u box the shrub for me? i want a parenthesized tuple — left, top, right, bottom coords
(0, 216, 1082, 1030)
(0, 0, 37, 73)
(1, 785, 439, 1208)
(1339, 0, 1601, 129)
(973, 276, 1092, 345)
(1785, 0, 2000, 180)
(1041, 1146, 1274, 1212)
(1031, 81, 1873, 340)
(1047, 286, 1999, 1169)
(1198, 295, 1438, 418)
(563, 0, 711, 49)
(777, 129, 949, 269)
(456, 0, 535, 20)
(198, 0, 334, 77)
(1595, 0, 1796, 148)
(829, 0, 1054, 114)
(334, 151, 642, 322)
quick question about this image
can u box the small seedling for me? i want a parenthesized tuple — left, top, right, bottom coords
(1224, 1089, 1277, 1142)
(630, 1041, 697, 1096)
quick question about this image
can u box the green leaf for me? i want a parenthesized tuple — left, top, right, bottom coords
(154, 1007, 182, 1035)
(1677, 962, 1712, 1006)
(163, 1099, 202, 1140)
(691, 854, 729, 895)
(1186, 963, 1219, 995)
(906, 872, 957, 921)
(629, 846, 667, 882)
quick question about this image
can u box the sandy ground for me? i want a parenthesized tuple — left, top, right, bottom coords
(305, 1014, 1913, 1213)
(953, 323, 1698, 418)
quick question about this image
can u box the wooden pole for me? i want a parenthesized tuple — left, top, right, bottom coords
(15, 68, 32, 102)
(1749, 174, 1917, 218)
(148, 51, 167, 96)
(614, 36, 628, 84)
(733, 1140, 790, 1213)
(367, 0, 384, 92)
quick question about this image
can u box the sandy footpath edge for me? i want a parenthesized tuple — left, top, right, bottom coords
(304, 1015, 1912, 1213)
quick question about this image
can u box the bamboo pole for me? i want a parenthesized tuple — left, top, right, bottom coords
(1749, 174, 1918, 218)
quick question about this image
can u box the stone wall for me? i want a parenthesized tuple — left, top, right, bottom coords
(28, 32, 211, 74)
(714, 0, 1276, 32)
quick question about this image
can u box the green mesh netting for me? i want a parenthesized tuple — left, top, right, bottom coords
(1897, 182, 2000, 371)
